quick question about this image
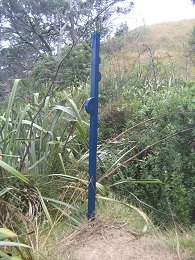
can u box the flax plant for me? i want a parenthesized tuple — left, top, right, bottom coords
(0, 80, 88, 174)
(0, 79, 152, 258)
(0, 79, 90, 256)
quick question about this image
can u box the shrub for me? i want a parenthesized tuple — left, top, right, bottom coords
(98, 79, 195, 225)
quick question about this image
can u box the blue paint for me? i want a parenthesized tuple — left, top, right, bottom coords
(85, 32, 101, 220)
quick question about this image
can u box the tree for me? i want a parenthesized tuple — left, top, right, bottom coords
(30, 41, 92, 90)
(115, 22, 129, 37)
(0, 0, 134, 92)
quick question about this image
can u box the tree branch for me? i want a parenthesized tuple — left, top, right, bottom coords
(98, 127, 194, 183)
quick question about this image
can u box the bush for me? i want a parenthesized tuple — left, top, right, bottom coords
(98, 78, 195, 225)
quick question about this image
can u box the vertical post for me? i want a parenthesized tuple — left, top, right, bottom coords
(85, 32, 101, 220)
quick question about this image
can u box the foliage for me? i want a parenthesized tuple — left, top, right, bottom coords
(101, 19, 195, 92)
(0, 76, 153, 257)
(2, 18, 195, 257)
(30, 41, 91, 91)
(99, 100, 128, 140)
(101, 25, 148, 56)
(97, 74, 195, 224)
(0, 228, 32, 259)
(189, 25, 195, 48)
(188, 25, 195, 67)
(94, 28, 195, 225)
(115, 22, 129, 37)
(0, 79, 89, 252)
(0, 0, 134, 89)
(0, 79, 88, 173)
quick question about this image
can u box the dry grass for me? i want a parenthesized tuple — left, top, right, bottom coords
(40, 216, 195, 260)
(36, 199, 195, 260)
(102, 19, 195, 81)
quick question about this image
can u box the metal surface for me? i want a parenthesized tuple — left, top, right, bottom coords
(85, 32, 101, 220)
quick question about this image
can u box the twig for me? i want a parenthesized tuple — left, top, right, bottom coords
(121, 190, 172, 217)
(98, 127, 194, 183)
(109, 117, 160, 143)
(143, 44, 157, 85)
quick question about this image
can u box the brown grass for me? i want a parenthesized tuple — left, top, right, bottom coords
(101, 19, 195, 81)
(42, 217, 194, 260)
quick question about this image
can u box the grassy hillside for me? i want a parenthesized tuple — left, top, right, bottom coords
(101, 19, 195, 84)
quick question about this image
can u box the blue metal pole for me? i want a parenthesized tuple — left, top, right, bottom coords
(85, 32, 101, 220)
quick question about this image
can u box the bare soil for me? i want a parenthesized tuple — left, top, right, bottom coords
(70, 227, 177, 260)
(49, 220, 193, 260)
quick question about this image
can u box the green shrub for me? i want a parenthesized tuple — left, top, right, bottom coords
(30, 41, 91, 91)
(98, 78, 195, 225)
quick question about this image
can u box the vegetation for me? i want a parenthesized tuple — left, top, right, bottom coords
(98, 20, 195, 225)
(0, 0, 134, 92)
(1, 6, 195, 257)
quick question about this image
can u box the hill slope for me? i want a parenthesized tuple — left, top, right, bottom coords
(101, 19, 195, 83)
